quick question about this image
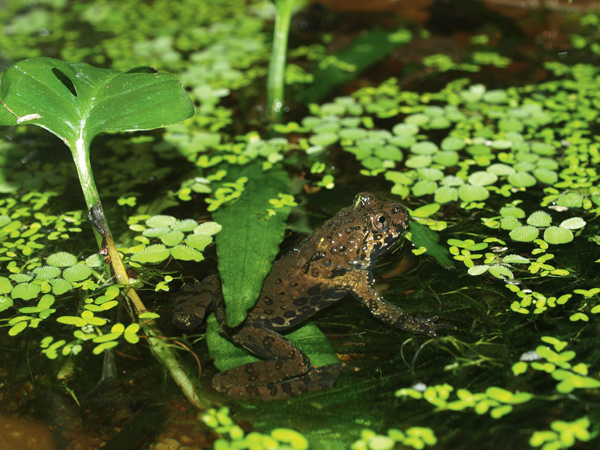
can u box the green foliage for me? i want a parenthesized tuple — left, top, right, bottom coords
(123, 214, 221, 265)
(0, 57, 194, 151)
(396, 383, 532, 419)
(201, 407, 309, 450)
(351, 428, 437, 450)
(212, 162, 294, 327)
(529, 416, 592, 450)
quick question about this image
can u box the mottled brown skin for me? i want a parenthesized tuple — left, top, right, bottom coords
(173, 193, 452, 400)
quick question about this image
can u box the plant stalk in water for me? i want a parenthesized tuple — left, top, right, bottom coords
(267, 0, 296, 122)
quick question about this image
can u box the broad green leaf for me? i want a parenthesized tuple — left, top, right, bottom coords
(185, 234, 212, 251)
(170, 244, 204, 262)
(130, 244, 171, 263)
(194, 222, 222, 235)
(468, 171, 498, 186)
(0, 296, 13, 312)
(560, 217, 586, 230)
(33, 266, 61, 280)
(510, 226, 539, 242)
(502, 254, 530, 264)
(213, 162, 292, 328)
(544, 226, 573, 244)
(458, 185, 489, 202)
(434, 186, 458, 204)
(11, 283, 41, 300)
(409, 221, 454, 269)
(143, 227, 172, 237)
(527, 211, 552, 227)
(146, 215, 177, 228)
(488, 265, 514, 280)
(50, 278, 72, 296)
(159, 231, 185, 246)
(62, 264, 92, 282)
(46, 252, 77, 267)
(0, 57, 194, 149)
(500, 206, 526, 218)
(0, 277, 12, 295)
(206, 314, 338, 372)
(170, 219, 199, 232)
(508, 172, 537, 188)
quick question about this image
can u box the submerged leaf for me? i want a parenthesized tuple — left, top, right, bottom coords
(213, 162, 292, 328)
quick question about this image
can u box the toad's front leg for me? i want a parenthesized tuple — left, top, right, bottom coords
(349, 272, 454, 337)
(213, 325, 344, 400)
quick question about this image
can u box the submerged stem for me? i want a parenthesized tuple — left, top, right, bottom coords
(71, 142, 207, 410)
(267, 0, 296, 122)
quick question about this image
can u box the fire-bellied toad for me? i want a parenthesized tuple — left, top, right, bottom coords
(173, 192, 453, 399)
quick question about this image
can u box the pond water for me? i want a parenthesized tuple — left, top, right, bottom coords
(0, 1, 599, 449)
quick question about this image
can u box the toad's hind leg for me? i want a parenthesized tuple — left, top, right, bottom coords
(213, 326, 345, 400)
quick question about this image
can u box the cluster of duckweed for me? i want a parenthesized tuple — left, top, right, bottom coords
(0, 194, 222, 358)
(396, 337, 595, 449)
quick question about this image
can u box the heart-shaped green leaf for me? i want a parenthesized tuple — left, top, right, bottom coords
(0, 57, 194, 149)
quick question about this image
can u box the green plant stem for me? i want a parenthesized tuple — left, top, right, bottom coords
(70, 143, 207, 410)
(267, 0, 296, 122)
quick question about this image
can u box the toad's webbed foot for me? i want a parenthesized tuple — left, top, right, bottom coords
(413, 315, 456, 337)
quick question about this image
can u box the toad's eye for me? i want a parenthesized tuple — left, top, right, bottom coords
(372, 214, 388, 230)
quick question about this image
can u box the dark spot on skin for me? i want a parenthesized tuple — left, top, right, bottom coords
(269, 385, 278, 396)
(311, 269, 320, 277)
(244, 365, 257, 375)
(310, 296, 322, 306)
(331, 268, 346, 278)
(289, 281, 299, 287)
(301, 264, 310, 274)
(310, 251, 326, 262)
(264, 309, 273, 315)
(282, 382, 294, 395)
(278, 290, 285, 295)
(270, 317, 285, 326)
(263, 296, 273, 305)
(339, 245, 346, 252)
(275, 278, 283, 284)
(293, 297, 308, 306)
(245, 386, 260, 397)
(307, 286, 320, 296)
(283, 310, 297, 318)
(274, 361, 284, 370)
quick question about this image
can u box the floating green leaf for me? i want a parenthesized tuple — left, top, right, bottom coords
(510, 226, 539, 242)
(146, 215, 177, 228)
(170, 245, 204, 262)
(33, 266, 61, 280)
(194, 222, 222, 236)
(458, 185, 489, 202)
(11, 283, 41, 300)
(62, 264, 92, 283)
(527, 211, 552, 227)
(543, 227, 573, 245)
(0, 277, 12, 295)
(130, 244, 171, 263)
(508, 172, 537, 188)
(159, 231, 185, 246)
(560, 218, 585, 230)
(46, 252, 78, 267)
(0, 296, 13, 312)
